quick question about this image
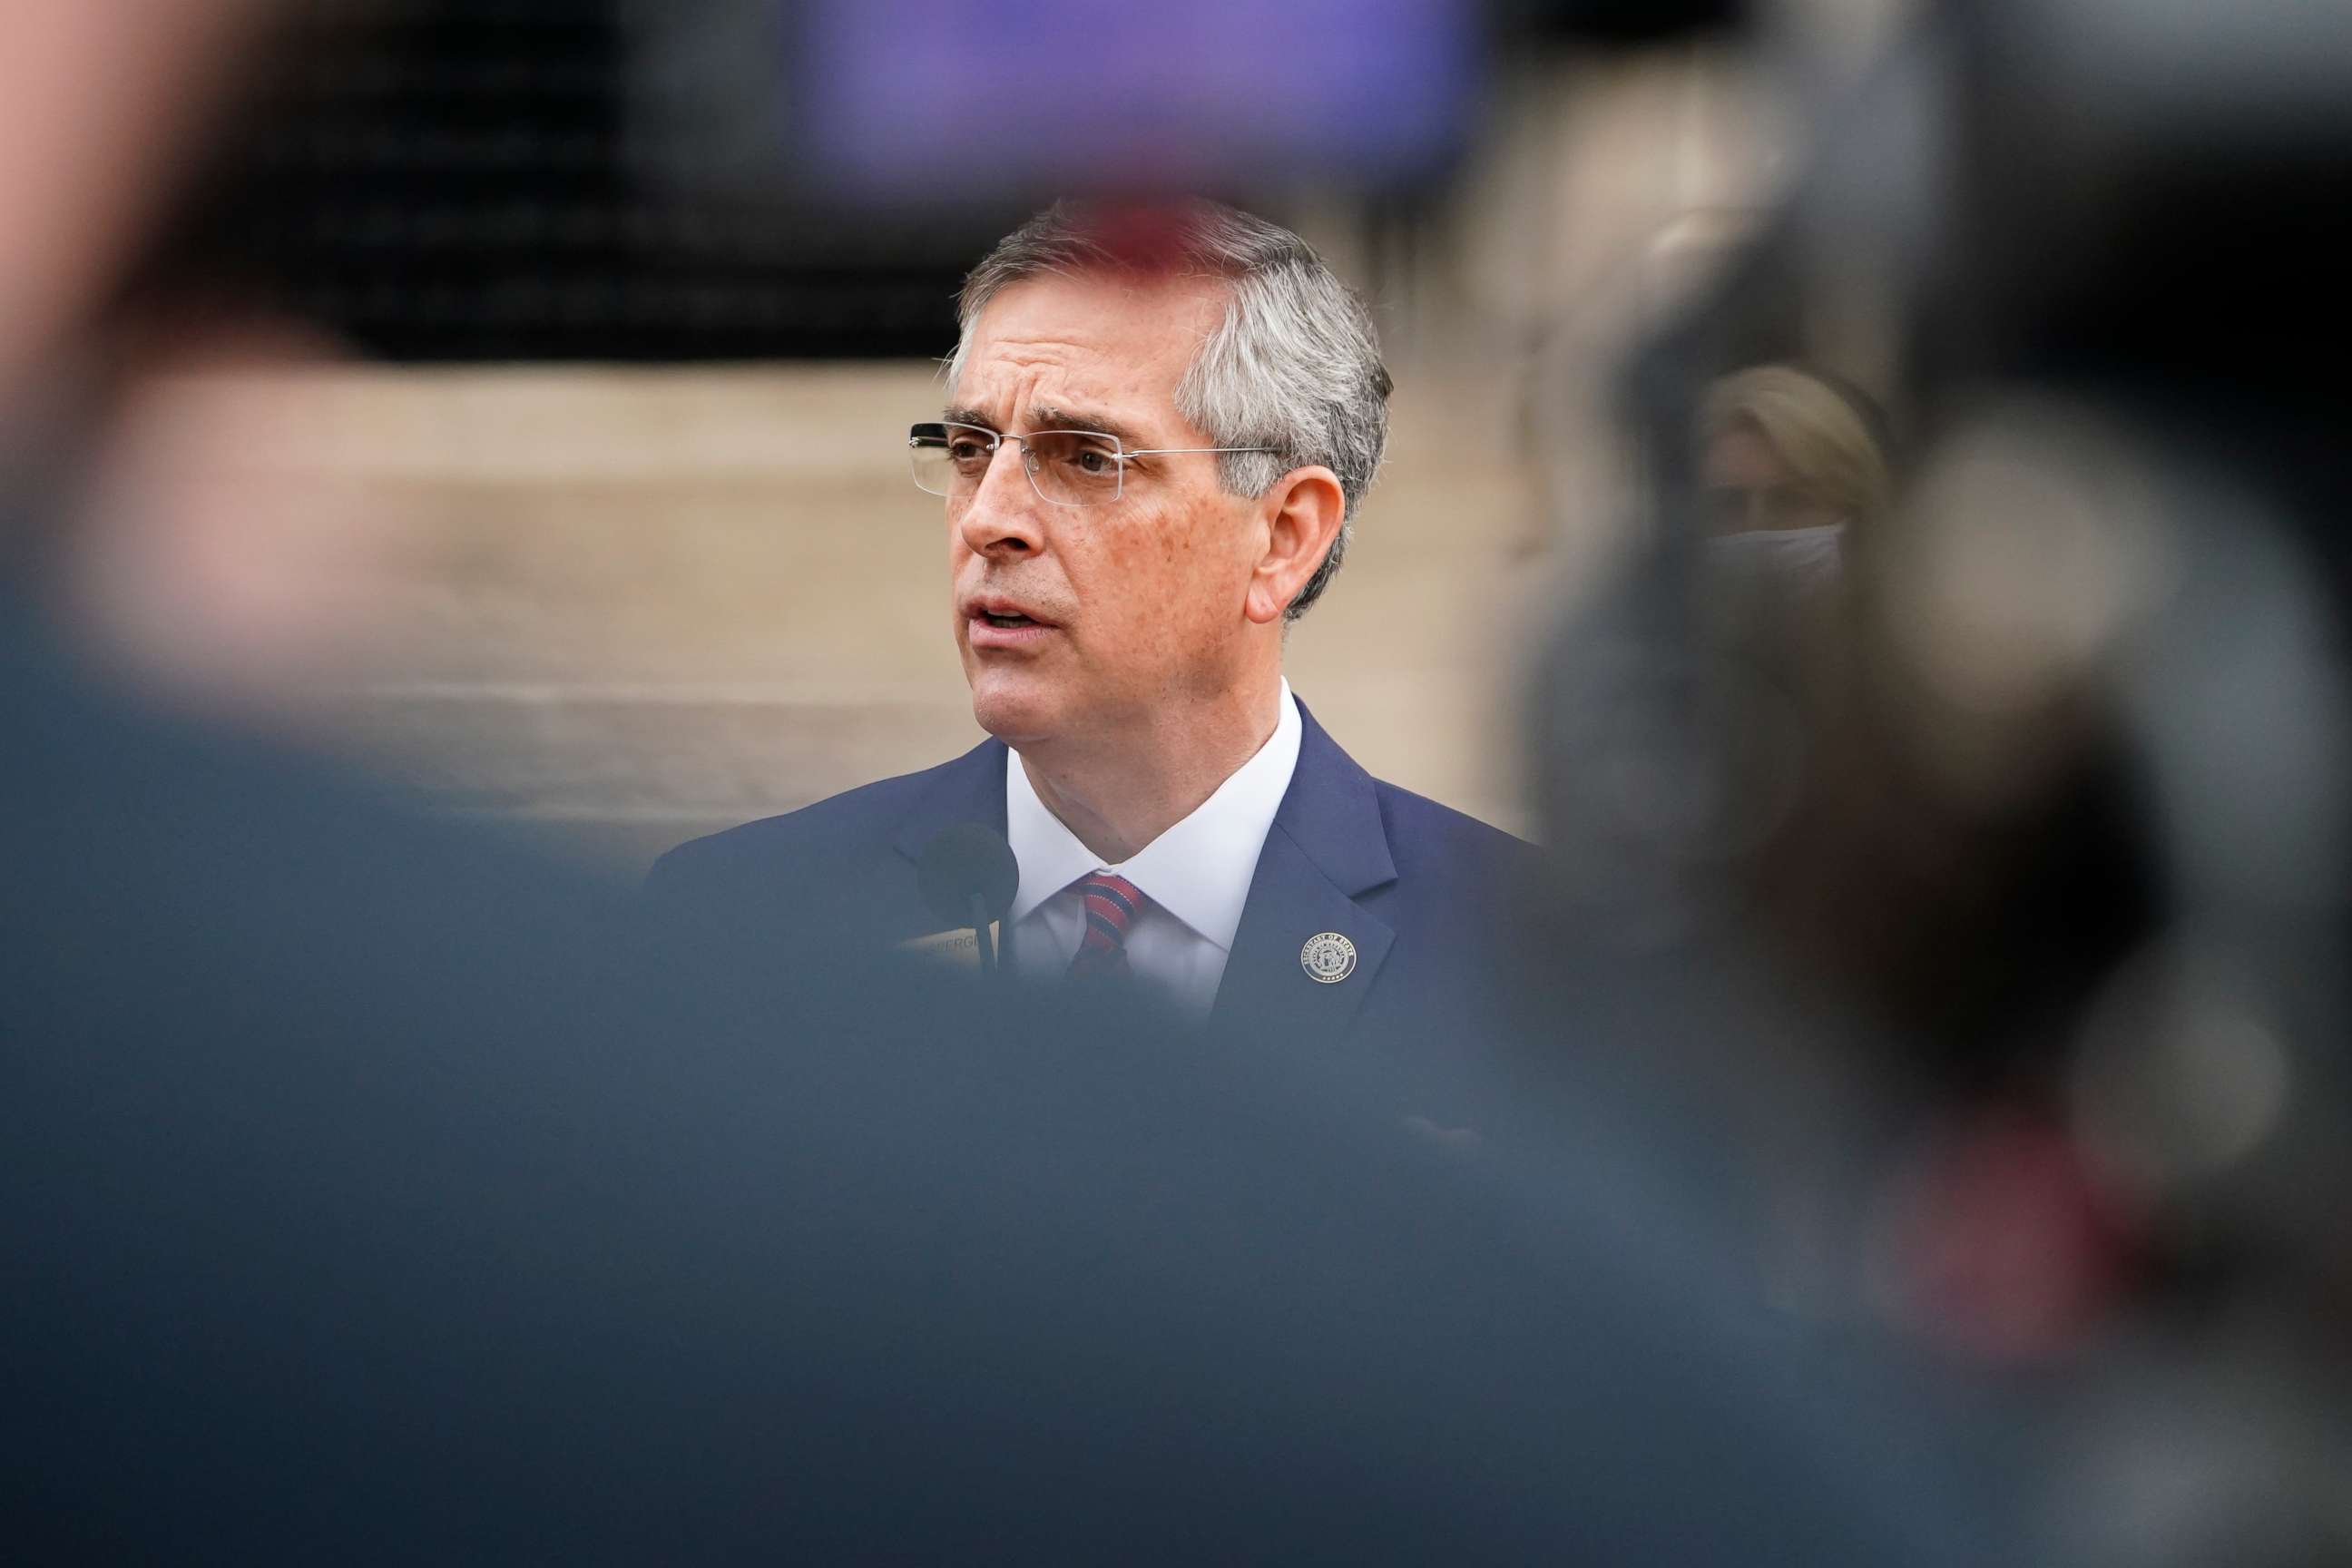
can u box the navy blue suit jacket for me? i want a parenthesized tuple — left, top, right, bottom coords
(647, 702, 1535, 1069)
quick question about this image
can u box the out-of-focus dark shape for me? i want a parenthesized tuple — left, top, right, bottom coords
(1492, 0, 1749, 46)
(7, 592, 2001, 1560)
(1527, 0, 2352, 1560)
(5, 3, 2002, 1559)
(915, 819, 1017, 930)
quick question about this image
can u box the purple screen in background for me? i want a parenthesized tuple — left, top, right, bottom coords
(799, 0, 1476, 198)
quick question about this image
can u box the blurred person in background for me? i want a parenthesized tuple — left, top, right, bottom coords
(648, 201, 1534, 1079)
(1699, 363, 1892, 595)
(0, 2, 2004, 1560)
(1539, 354, 2157, 1348)
(1534, 0, 2352, 1555)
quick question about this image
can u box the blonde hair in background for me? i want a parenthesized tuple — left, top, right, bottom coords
(1700, 365, 1893, 528)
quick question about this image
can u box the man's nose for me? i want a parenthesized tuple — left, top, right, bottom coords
(956, 445, 1046, 558)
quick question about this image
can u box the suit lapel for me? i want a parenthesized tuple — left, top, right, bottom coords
(1211, 704, 1397, 1039)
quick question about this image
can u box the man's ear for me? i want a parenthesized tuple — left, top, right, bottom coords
(1243, 466, 1346, 626)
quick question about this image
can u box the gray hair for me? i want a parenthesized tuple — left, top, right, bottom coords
(946, 201, 1392, 622)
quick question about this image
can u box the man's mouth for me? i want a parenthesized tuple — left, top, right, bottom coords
(964, 595, 1058, 636)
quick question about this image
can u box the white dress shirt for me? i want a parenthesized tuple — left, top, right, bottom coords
(1004, 681, 1303, 1017)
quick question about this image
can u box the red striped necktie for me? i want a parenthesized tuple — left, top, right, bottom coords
(1068, 871, 1145, 980)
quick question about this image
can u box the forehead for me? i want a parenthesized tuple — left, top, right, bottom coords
(956, 270, 1227, 430)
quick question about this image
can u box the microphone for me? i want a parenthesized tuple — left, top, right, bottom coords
(915, 824, 1019, 976)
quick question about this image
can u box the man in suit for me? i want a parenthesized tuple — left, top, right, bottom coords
(650, 201, 1531, 1052)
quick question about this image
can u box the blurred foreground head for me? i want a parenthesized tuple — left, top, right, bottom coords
(0, 0, 265, 415)
(0, 0, 395, 720)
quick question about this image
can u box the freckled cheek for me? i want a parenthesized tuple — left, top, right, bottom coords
(1059, 531, 1142, 654)
(1134, 548, 1224, 666)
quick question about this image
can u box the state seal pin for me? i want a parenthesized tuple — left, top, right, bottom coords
(1299, 931, 1357, 985)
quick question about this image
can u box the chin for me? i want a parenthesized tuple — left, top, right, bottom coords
(966, 670, 1068, 750)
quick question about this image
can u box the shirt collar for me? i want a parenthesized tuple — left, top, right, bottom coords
(1004, 681, 1303, 952)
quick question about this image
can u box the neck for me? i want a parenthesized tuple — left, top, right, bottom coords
(1021, 673, 1284, 865)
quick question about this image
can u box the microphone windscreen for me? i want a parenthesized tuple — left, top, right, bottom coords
(916, 823, 1019, 930)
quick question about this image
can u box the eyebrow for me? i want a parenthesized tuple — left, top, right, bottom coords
(1028, 404, 1148, 448)
(940, 403, 1149, 450)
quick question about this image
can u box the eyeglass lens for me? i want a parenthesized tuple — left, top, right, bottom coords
(910, 422, 1126, 506)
